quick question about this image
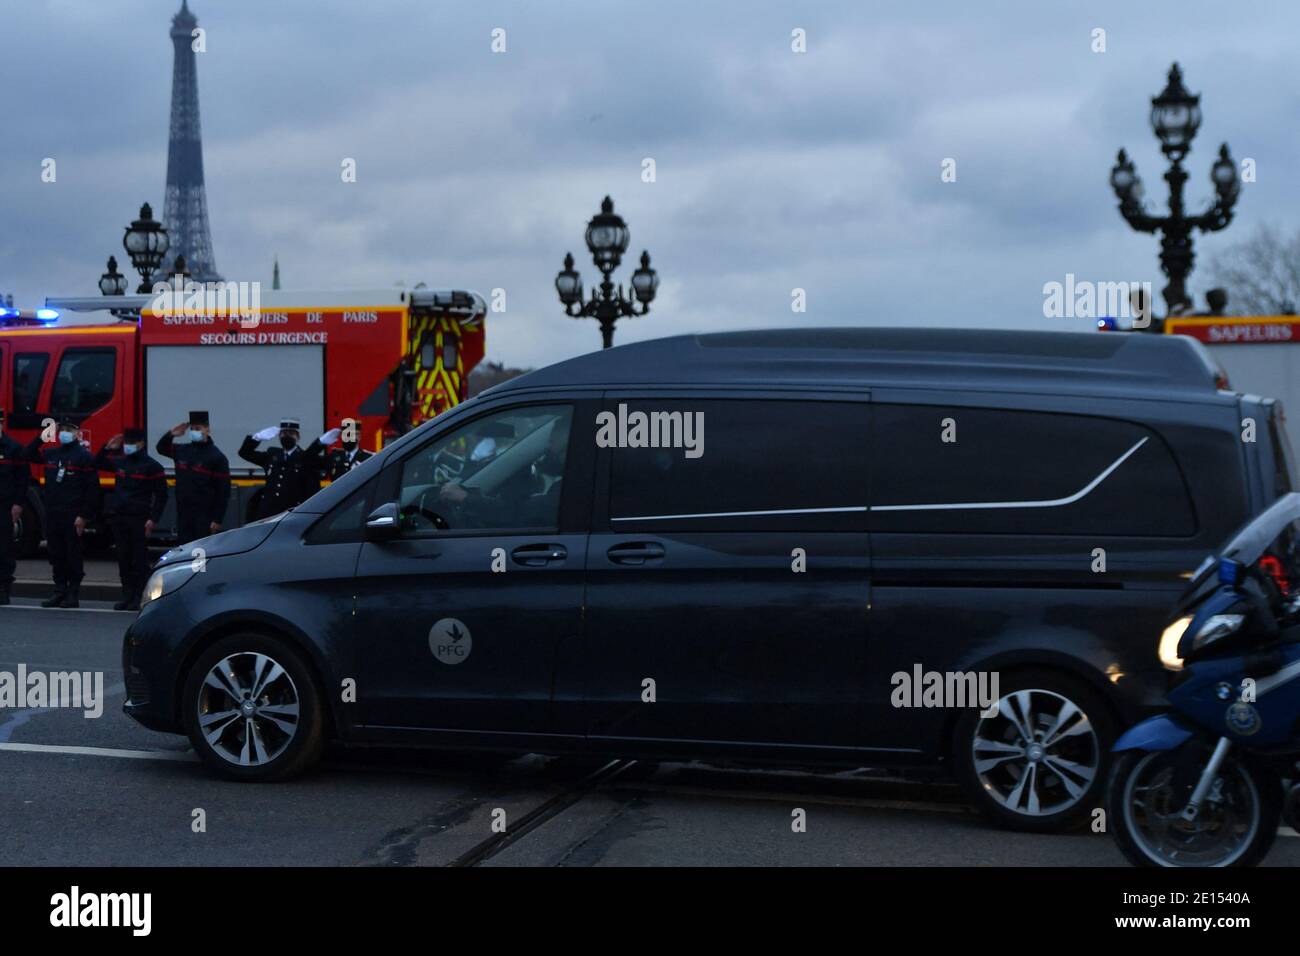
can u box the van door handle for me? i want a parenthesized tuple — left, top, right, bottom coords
(607, 542, 666, 565)
(511, 543, 568, 567)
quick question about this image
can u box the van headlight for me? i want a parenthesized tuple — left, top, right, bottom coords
(140, 563, 199, 608)
(1159, 615, 1192, 670)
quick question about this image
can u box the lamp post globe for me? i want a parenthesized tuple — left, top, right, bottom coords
(1149, 63, 1201, 162)
(98, 255, 128, 297)
(122, 203, 170, 292)
(584, 196, 630, 275)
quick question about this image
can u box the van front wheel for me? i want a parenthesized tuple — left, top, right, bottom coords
(181, 634, 325, 782)
(953, 670, 1115, 832)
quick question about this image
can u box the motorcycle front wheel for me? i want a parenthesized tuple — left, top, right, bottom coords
(1107, 747, 1280, 867)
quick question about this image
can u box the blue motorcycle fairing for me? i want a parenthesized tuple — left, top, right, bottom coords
(1112, 713, 1196, 753)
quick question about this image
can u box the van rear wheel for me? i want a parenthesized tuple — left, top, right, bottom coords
(181, 634, 325, 782)
(953, 670, 1115, 832)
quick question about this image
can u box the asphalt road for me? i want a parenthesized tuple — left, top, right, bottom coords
(2, 601, 1297, 867)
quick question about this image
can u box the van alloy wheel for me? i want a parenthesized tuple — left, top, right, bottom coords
(197, 652, 301, 767)
(970, 688, 1101, 818)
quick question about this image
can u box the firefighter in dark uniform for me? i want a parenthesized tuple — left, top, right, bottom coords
(239, 417, 325, 519)
(24, 417, 98, 608)
(309, 424, 372, 482)
(0, 409, 30, 606)
(96, 428, 168, 611)
(156, 410, 231, 544)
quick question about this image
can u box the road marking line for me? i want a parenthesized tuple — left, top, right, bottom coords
(0, 605, 128, 614)
(0, 742, 195, 762)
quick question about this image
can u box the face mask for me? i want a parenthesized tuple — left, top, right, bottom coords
(280, 436, 297, 450)
(123, 444, 140, 455)
(342, 441, 358, 453)
(187, 429, 205, 443)
(58, 431, 76, 445)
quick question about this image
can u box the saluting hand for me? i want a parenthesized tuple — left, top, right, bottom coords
(253, 426, 279, 442)
(106, 434, 124, 450)
(171, 422, 187, 437)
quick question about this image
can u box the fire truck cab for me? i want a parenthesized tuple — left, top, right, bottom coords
(1, 288, 484, 555)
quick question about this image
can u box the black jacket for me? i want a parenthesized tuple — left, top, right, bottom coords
(156, 432, 232, 525)
(95, 445, 168, 522)
(313, 443, 373, 482)
(0, 434, 30, 508)
(238, 437, 322, 518)
(24, 437, 98, 516)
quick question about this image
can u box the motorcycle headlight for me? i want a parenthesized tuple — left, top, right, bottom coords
(140, 562, 199, 609)
(1159, 615, 1192, 670)
(1190, 613, 1245, 652)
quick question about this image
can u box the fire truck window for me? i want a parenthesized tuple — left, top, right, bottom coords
(443, 333, 458, 370)
(13, 353, 50, 413)
(397, 405, 572, 534)
(50, 348, 116, 418)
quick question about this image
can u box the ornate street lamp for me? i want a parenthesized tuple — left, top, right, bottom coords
(98, 254, 133, 319)
(122, 202, 170, 292)
(98, 255, 129, 297)
(555, 196, 658, 349)
(1110, 63, 1241, 322)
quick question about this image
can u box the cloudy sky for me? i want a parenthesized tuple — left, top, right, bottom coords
(2, 0, 1298, 367)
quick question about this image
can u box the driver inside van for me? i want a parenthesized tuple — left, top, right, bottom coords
(437, 416, 570, 529)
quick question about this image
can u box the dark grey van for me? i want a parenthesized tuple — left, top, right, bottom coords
(123, 328, 1291, 831)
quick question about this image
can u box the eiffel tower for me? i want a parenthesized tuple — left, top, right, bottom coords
(162, 0, 221, 282)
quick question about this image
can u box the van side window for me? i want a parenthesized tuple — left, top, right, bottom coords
(607, 399, 870, 532)
(305, 486, 371, 545)
(50, 348, 116, 417)
(871, 405, 1197, 536)
(14, 352, 49, 413)
(397, 405, 573, 534)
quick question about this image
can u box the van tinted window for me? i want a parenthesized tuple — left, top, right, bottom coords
(871, 405, 1196, 536)
(607, 399, 870, 532)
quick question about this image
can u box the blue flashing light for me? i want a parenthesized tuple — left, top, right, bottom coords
(35, 308, 59, 321)
(1097, 317, 1117, 331)
(1218, 557, 1241, 586)
(0, 307, 18, 320)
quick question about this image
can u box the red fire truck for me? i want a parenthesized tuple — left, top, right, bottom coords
(0, 288, 485, 554)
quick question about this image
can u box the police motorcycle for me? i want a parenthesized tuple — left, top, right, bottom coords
(1108, 492, 1300, 867)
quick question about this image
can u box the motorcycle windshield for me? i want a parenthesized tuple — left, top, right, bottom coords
(1220, 491, 1300, 566)
(1175, 492, 1300, 615)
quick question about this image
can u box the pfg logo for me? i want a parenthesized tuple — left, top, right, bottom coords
(429, 618, 472, 665)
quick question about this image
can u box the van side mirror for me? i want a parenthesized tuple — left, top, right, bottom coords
(364, 501, 400, 541)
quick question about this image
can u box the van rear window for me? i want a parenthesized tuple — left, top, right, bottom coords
(607, 399, 870, 532)
(871, 405, 1197, 537)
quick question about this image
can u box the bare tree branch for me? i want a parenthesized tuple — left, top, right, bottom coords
(1208, 224, 1300, 314)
